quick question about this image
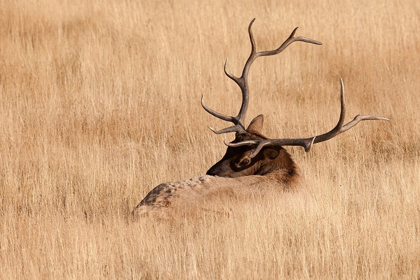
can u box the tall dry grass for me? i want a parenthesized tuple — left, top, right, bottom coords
(0, 0, 419, 278)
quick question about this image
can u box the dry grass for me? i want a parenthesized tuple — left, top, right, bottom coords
(0, 0, 419, 279)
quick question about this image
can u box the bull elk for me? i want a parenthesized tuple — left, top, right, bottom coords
(132, 19, 388, 218)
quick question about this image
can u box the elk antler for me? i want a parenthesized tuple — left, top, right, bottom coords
(201, 18, 322, 134)
(227, 79, 389, 158)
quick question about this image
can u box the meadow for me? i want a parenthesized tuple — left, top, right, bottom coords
(0, 0, 419, 278)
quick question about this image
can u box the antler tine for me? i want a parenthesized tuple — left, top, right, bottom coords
(201, 95, 234, 122)
(227, 79, 389, 158)
(311, 78, 347, 143)
(237, 19, 322, 125)
(201, 94, 246, 134)
(202, 18, 322, 135)
(312, 78, 389, 144)
(256, 27, 322, 58)
(210, 124, 247, 134)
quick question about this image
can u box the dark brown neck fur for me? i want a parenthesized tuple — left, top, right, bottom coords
(242, 130, 299, 182)
(260, 148, 300, 187)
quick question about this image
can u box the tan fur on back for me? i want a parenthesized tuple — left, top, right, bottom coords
(132, 171, 304, 219)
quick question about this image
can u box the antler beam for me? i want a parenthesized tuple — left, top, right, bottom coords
(201, 18, 322, 134)
(227, 79, 389, 158)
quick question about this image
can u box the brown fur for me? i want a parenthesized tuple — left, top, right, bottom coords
(132, 115, 303, 219)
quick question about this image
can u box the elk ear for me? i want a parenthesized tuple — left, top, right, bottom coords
(246, 114, 264, 133)
(263, 148, 279, 160)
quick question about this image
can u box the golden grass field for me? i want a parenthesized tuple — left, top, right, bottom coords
(0, 0, 419, 278)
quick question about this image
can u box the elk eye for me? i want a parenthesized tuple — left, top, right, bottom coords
(239, 158, 251, 166)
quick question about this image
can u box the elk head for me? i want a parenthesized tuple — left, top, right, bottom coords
(202, 19, 388, 179)
(206, 114, 298, 179)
